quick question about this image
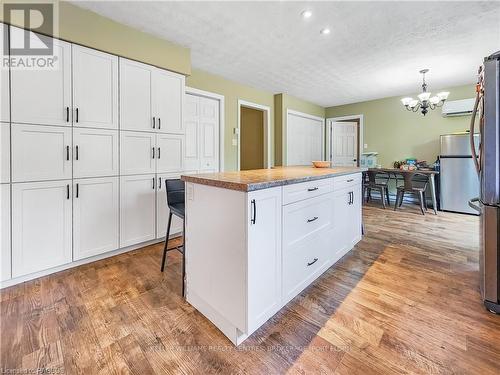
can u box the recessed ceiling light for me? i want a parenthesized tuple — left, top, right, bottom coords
(301, 10, 312, 19)
(320, 28, 331, 35)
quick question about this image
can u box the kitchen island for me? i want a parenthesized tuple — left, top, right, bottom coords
(181, 166, 366, 345)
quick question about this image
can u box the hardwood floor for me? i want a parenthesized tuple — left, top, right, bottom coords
(1, 203, 499, 374)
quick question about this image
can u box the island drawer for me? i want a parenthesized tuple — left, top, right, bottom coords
(333, 173, 362, 191)
(282, 177, 333, 205)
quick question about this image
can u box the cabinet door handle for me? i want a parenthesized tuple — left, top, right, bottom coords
(158, 117, 161, 129)
(158, 177, 162, 189)
(76, 108, 79, 123)
(307, 187, 318, 192)
(66, 184, 70, 200)
(351, 191, 354, 204)
(158, 147, 161, 159)
(152, 117, 156, 129)
(251, 199, 256, 224)
(66, 145, 70, 161)
(75, 145, 79, 161)
(307, 216, 318, 223)
(66, 107, 69, 122)
(152, 147, 155, 159)
(307, 258, 318, 266)
(347, 179, 354, 182)
(152, 177, 155, 190)
(76, 183, 79, 198)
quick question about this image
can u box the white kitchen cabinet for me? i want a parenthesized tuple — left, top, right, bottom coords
(12, 180, 72, 277)
(11, 124, 72, 182)
(119, 59, 154, 132)
(156, 134, 184, 173)
(333, 183, 362, 260)
(0, 24, 9, 123)
(73, 177, 119, 260)
(10, 28, 72, 126)
(120, 174, 156, 247)
(120, 131, 156, 175)
(0, 184, 11, 281)
(154, 69, 184, 134)
(1, 124, 10, 183)
(72, 45, 118, 129)
(73, 128, 119, 178)
(156, 173, 184, 239)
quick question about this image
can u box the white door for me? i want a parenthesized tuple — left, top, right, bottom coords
(120, 174, 156, 247)
(156, 133, 183, 173)
(73, 177, 119, 260)
(156, 173, 184, 239)
(11, 124, 72, 182)
(331, 122, 358, 167)
(0, 184, 11, 281)
(119, 58, 154, 132)
(154, 69, 184, 134)
(12, 180, 72, 277)
(247, 186, 282, 332)
(10, 27, 72, 126)
(120, 131, 156, 175)
(72, 45, 118, 129)
(199, 97, 219, 171)
(184, 94, 200, 171)
(73, 128, 119, 178)
(1, 123, 10, 183)
(0, 24, 9, 123)
(286, 112, 324, 166)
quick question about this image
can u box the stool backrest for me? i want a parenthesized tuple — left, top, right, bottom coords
(165, 179, 185, 208)
(403, 172, 429, 190)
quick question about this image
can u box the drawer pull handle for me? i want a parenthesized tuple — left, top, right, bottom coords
(347, 179, 354, 182)
(251, 199, 256, 224)
(307, 187, 318, 192)
(307, 258, 318, 266)
(307, 216, 318, 223)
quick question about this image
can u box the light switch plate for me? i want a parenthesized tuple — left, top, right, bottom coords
(364, 144, 368, 149)
(232, 139, 238, 146)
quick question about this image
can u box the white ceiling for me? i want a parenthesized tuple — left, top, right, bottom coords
(73, 1, 500, 107)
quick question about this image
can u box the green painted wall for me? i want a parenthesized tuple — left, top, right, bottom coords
(325, 84, 475, 167)
(274, 93, 326, 166)
(1, 1, 191, 75)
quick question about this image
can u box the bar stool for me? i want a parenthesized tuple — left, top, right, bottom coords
(160, 179, 186, 297)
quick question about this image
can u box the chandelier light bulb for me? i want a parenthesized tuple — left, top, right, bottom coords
(401, 97, 413, 106)
(437, 91, 450, 100)
(418, 92, 431, 102)
(429, 96, 440, 105)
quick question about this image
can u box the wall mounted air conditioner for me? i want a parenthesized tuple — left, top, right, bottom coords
(441, 98, 475, 117)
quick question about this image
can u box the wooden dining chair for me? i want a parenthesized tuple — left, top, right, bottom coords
(363, 171, 391, 208)
(394, 173, 429, 215)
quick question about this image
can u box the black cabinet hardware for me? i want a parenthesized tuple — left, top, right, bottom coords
(158, 118, 161, 129)
(75, 145, 79, 160)
(307, 258, 318, 266)
(152, 117, 156, 129)
(158, 147, 161, 159)
(307, 216, 319, 223)
(76, 108, 79, 123)
(66, 184, 70, 199)
(307, 187, 318, 192)
(152, 147, 155, 159)
(152, 177, 155, 190)
(76, 183, 79, 198)
(348, 191, 354, 205)
(158, 177, 162, 189)
(347, 179, 354, 182)
(66, 146, 69, 161)
(251, 199, 256, 224)
(66, 107, 69, 122)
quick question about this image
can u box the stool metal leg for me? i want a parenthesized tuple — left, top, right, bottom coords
(161, 212, 173, 272)
(182, 218, 186, 298)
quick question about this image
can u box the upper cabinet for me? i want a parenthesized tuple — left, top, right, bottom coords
(10, 27, 72, 127)
(120, 57, 184, 133)
(72, 45, 118, 129)
(0, 23, 9, 123)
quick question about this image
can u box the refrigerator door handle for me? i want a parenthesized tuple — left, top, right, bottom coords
(468, 197, 482, 213)
(469, 86, 481, 175)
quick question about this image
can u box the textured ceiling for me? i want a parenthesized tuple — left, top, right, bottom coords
(73, 1, 500, 107)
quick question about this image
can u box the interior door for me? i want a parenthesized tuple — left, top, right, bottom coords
(331, 121, 358, 166)
(1, 123, 10, 183)
(1, 184, 11, 281)
(154, 69, 184, 134)
(156, 173, 184, 240)
(120, 174, 156, 247)
(120, 131, 156, 175)
(184, 94, 200, 171)
(156, 133, 184, 173)
(199, 97, 220, 171)
(12, 180, 73, 277)
(286, 112, 324, 166)
(73, 128, 119, 178)
(11, 124, 72, 182)
(72, 45, 118, 129)
(73, 177, 119, 260)
(0, 23, 9, 123)
(10, 27, 72, 126)
(119, 58, 154, 132)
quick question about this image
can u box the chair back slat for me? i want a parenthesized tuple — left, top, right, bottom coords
(165, 179, 185, 208)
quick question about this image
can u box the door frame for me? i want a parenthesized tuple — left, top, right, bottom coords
(285, 109, 325, 166)
(326, 114, 364, 166)
(237, 99, 271, 170)
(185, 86, 225, 172)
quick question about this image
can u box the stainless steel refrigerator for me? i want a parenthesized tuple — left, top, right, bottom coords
(468, 51, 500, 314)
(440, 133, 480, 215)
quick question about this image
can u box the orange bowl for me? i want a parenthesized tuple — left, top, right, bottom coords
(312, 161, 330, 168)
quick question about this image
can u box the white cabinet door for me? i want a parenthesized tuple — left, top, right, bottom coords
(11, 124, 72, 182)
(10, 28, 71, 126)
(73, 177, 119, 260)
(247, 186, 282, 332)
(156, 173, 183, 239)
(0, 24, 9, 123)
(199, 96, 219, 171)
(184, 94, 200, 171)
(1, 123, 10, 183)
(154, 69, 184, 134)
(73, 128, 118, 178)
(333, 183, 362, 259)
(72, 45, 118, 129)
(12, 180, 72, 277)
(119, 58, 154, 132)
(0, 184, 11, 281)
(120, 174, 156, 247)
(156, 134, 183, 173)
(120, 131, 156, 175)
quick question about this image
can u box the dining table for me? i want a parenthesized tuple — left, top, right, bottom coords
(367, 168, 439, 214)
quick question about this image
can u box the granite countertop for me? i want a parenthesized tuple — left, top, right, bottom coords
(181, 166, 367, 192)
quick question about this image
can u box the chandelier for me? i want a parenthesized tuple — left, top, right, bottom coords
(401, 69, 449, 116)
